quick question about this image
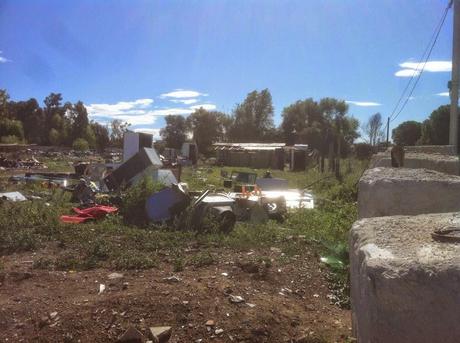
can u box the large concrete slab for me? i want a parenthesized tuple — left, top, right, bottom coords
(350, 212, 460, 343)
(403, 145, 456, 155)
(358, 167, 460, 218)
(370, 152, 460, 175)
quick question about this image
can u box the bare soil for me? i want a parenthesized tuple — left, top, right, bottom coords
(0, 246, 351, 342)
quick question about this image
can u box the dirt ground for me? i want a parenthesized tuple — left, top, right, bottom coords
(0, 246, 351, 343)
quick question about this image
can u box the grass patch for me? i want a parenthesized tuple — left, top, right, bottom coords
(0, 158, 364, 304)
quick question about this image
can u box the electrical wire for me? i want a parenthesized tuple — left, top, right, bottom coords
(384, 1, 452, 134)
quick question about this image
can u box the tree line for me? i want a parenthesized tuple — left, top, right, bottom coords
(160, 89, 360, 168)
(0, 89, 128, 151)
(361, 105, 451, 147)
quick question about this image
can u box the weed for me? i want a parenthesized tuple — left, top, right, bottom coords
(111, 251, 156, 270)
(33, 257, 54, 270)
(122, 176, 165, 226)
(173, 255, 185, 272)
(188, 251, 214, 268)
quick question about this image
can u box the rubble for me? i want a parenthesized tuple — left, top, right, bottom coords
(117, 326, 146, 343)
(148, 326, 172, 343)
(0, 191, 27, 202)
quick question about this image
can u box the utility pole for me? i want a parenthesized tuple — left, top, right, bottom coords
(450, 0, 460, 152)
(386, 117, 390, 146)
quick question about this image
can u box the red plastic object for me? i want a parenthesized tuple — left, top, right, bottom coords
(60, 205, 118, 224)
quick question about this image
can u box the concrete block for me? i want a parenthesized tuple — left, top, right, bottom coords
(350, 212, 460, 343)
(403, 145, 456, 155)
(370, 152, 460, 175)
(358, 167, 460, 218)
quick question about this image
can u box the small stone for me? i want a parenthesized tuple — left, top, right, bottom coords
(229, 295, 245, 303)
(49, 311, 58, 320)
(148, 326, 172, 343)
(215, 328, 224, 335)
(163, 276, 181, 283)
(122, 282, 129, 290)
(108, 272, 124, 280)
(117, 326, 146, 343)
(205, 320, 215, 327)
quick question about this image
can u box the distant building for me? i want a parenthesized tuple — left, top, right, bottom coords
(213, 142, 286, 170)
(213, 142, 314, 171)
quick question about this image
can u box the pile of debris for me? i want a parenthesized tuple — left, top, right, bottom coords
(0, 154, 43, 170)
(2, 132, 315, 233)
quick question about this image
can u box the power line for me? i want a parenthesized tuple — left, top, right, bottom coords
(390, 2, 451, 123)
(384, 1, 452, 134)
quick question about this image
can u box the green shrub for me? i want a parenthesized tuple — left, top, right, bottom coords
(0, 135, 21, 144)
(354, 143, 373, 160)
(72, 138, 89, 151)
(122, 176, 165, 226)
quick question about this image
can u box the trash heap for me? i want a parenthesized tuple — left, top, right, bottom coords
(1, 133, 315, 232)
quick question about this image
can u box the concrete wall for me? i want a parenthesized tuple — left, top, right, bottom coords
(358, 167, 460, 218)
(370, 152, 460, 175)
(350, 212, 460, 343)
(403, 145, 456, 155)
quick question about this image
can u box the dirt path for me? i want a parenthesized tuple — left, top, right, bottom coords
(0, 248, 351, 342)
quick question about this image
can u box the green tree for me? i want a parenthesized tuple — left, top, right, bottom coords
(229, 89, 274, 141)
(160, 115, 187, 149)
(66, 101, 89, 142)
(110, 119, 130, 147)
(186, 108, 228, 155)
(8, 98, 45, 144)
(0, 118, 24, 142)
(48, 128, 60, 146)
(72, 138, 90, 151)
(392, 121, 422, 146)
(281, 98, 322, 145)
(419, 105, 449, 145)
(0, 89, 10, 119)
(91, 122, 110, 151)
(44, 93, 66, 145)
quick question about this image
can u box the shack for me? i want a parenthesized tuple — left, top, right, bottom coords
(214, 143, 286, 170)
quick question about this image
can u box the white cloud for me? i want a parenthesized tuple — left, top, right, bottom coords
(160, 89, 208, 98)
(133, 127, 161, 139)
(87, 97, 216, 127)
(395, 60, 451, 77)
(346, 101, 381, 107)
(171, 98, 198, 105)
(437, 92, 450, 97)
(190, 104, 217, 111)
(395, 69, 420, 77)
(0, 51, 10, 63)
(86, 99, 154, 116)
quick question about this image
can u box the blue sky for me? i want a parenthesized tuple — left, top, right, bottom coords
(0, 0, 455, 139)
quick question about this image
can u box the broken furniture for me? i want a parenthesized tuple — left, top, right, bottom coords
(223, 170, 258, 192)
(104, 147, 163, 191)
(145, 184, 237, 232)
(145, 184, 190, 222)
(123, 131, 153, 162)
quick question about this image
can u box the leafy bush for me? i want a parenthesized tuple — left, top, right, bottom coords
(72, 138, 89, 151)
(122, 176, 165, 226)
(354, 143, 373, 160)
(0, 135, 21, 144)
